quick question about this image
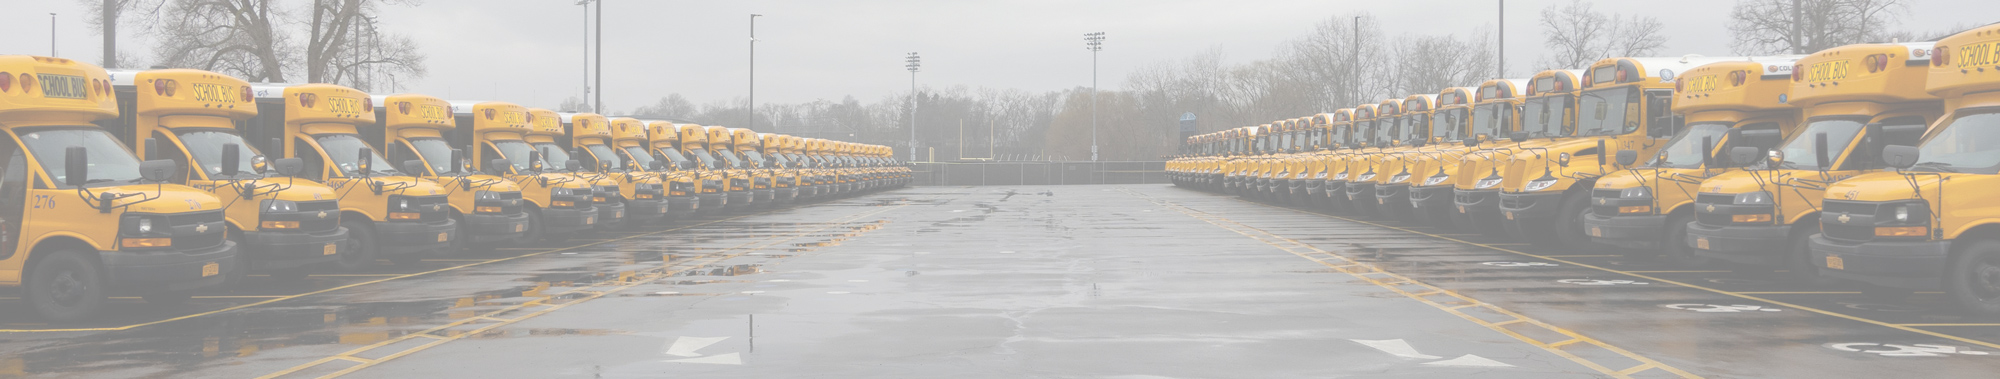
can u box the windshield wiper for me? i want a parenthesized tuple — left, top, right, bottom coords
(1908, 161, 1958, 173)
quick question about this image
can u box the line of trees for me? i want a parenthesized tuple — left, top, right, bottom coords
(77, 0, 426, 92)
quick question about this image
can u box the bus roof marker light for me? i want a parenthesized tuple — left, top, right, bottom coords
(0, 72, 12, 92)
(362, 97, 374, 112)
(299, 93, 317, 108)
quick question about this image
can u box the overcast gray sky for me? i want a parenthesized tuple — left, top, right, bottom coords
(3, 0, 1992, 113)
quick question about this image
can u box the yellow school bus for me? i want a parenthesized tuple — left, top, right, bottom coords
(729, 128, 777, 206)
(1496, 56, 1736, 251)
(702, 126, 755, 208)
(1694, 43, 1940, 280)
(1405, 87, 1479, 229)
(635, 120, 698, 216)
(1373, 94, 1441, 222)
(759, 133, 802, 203)
(1321, 109, 1358, 210)
(581, 117, 666, 226)
(555, 113, 626, 228)
(256, 83, 457, 269)
(372, 94, 529, 251)
(0, 56, 236, 320)
(1456, 75, 1551, 238)
(112, 69, 342, 284)
(1810, 26, 2000, 312)
(1584, 58, 1804, 267)
(677, 124, 729, 210)
(461, 103, 596, 243)
(1342, 101, 1397, 216)
(786, 135, 823, 199)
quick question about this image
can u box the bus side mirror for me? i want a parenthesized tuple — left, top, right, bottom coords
(1814, 132, 1831, 168)
(142, 138, 158, 161)
(402, 160, 427, 177)
(1883, 145, 1920, 169)
(565, 160, 581, 172)
(529, 151, 544, 171)
(139, 159, 175, 183)
(1509, 132, 1529, 142)
(63, 147, 88, 187)
(450, 149, 466, 174)
(488, 159, 508, 176)
(273, 158, 304, 177)
(1596, 139, 1607, 164)
(356, 148, 373, 175)
(221, 143, 241, 177)
(1729, 146, 1760, 167)
(1615, 150, 1638, 167)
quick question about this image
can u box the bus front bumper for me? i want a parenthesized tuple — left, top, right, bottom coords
(1582, 212, 1667, 250)
(541, 206, 597, 235)
(376, 219, 458, 256)
(102, 240, 238, 292)
(242, 227, 349, 270)
(1810, 235, 1950, 290)
(1687, 222, 1791, 265)
(1498, 192, 1561, 224)
(1343, 181, 1375, 202)
(667, 195, 699, 213)
(1374, 183, 1410, 206)
(753, 189, 775, 202)
(465, 212, 532, 244)
(594, 202, 627, 228)
(1410, 185, 1453, 210)
(698, 193, 728, 208)
(728, 190, 755, 205)
(626, 198, 668, 223)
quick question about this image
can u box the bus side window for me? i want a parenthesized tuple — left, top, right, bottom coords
(0, 137, 23, 260)
(295, 138, 327, 180)
(1644, 90, 1678, 137)
(151, 132, 191, 183)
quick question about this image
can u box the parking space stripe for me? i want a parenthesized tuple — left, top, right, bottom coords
(1124, 188, 1698, 379)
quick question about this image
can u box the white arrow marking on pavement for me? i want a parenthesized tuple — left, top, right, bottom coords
(665, 352, 742, 365)
(663, 336, 730, 357)
(1423, 354, 1514, 367)
(1351, 339, 1442, 359)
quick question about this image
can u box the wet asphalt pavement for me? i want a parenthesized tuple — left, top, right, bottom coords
(3, 185, 2000, 378)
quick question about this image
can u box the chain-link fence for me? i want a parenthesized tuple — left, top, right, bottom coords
(909, 161, 1167, 186)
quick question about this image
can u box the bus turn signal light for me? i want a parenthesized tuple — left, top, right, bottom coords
(388, 212, 422, 220)
(1619, 205, 1651, 214)
(123, 238, 171, 248)
(261, 221, 299, 229)
(551, 201, 574, 207)
(1732, 214, 1772, 223)
(474, 206, 505, 214)
(1876, 226, 1928, 237)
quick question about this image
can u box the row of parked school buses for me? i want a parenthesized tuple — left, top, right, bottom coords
(1169, 24, 2000, 315)
(0, 60, 910, 321)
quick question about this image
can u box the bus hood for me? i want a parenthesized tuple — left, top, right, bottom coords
(100, 184, 226, 213)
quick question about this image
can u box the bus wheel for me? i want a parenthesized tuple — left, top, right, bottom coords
(25, 249, 108, 321)
(1782, 227, 1829, 284)
(1553, 193, 1600, 253)
(335, 219, 378, 271)
(1945, 240, 2000, 315)
(512, 207, 544, 245)
(142, 290, 193, 306)
(1660, 214, 1714, 268)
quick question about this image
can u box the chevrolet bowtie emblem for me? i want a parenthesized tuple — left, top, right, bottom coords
(1598, 198, 1606, 204)
(195, 224, 209, 233)
(432, 204, 443, 211)
(1839, 214, 1851, 223)
(317, 211, 328, 219)
(1706, 205, 1716, 212)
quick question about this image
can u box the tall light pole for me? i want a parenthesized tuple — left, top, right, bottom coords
(1084, 32, 1104, 161)
(905, 52, 920, 162)
(594, 0, 603, 114)
(1498, 0, 1505, 78)
(1352, 17, 1360, 106)
(576, 0, 591, 112)
(50, 13, 58, 57)
(749, 14, 762, 129)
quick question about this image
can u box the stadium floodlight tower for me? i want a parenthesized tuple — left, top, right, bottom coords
(1085, 31, 1105, 161)
(906, 52, 921, 162)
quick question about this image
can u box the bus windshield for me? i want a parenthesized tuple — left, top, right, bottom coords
(1911, 111, 2000, 173)
(687, 148, 720, 170)
(490, 140, 537, 172)
(1372, 119, 1396, 146)
(622, 146, 659, 170)
(174, 129, 261, 178)
(406, 138, 457, 175)
(742, 150, 767, 168)
(529, 142, 574, 169)
(1433, 109, 1464, 140)
(584, 144, 624, 171)
(1578, 87, 1637, 136)
(1775, 118, 1864, 170)
(1520, 95, 1571, 138)
(1651, 123, 1731, 169)
(1406, 114, 1430, 142)
(716, 149, 744, 168)
(24, 127, 144, 188)
(315, 134, 403, 177)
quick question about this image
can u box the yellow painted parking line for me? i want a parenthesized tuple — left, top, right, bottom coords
(1230, 196, 2000, 352)
(258, 194, 932, 379)
(1622, 270, 1731, 273)
(419, 259, 495, 262)
(1898, 323, 2000, 327)
(1732, 291, 1862, 295)
(1126, 189, 1696, 379)
(0, 207, 796, 333)
(1542, 255, 1620, 258)
(307, 274, 408, 277)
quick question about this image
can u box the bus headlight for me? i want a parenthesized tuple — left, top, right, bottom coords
(1423, 175, 1450, 186)
(1389, 173, 1411, 183)
(120, 214, 170, 236)
(1524, 178, 1558, 192)
(1475, 177, 1503, 189)
(261, 199, 298, 213)
(1733, 191, 1773, 205)
(474, 190, 502, 201)
(1334, 172, 1348, 180)
(1620, 187, 1651, 199)
(1356, 173, 1376, 181)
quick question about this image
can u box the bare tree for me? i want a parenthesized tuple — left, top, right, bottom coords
(1611, 14, 1668, 57)
(144, 0, 424, 88)
(557, 96, 588, 113)
(1728, 0, 1906, 54)
(1536, 0, 1666, 71)
(631, 94, 698, 119)
(1391, 31, 1495, 96)
(75, 0, 152, 68)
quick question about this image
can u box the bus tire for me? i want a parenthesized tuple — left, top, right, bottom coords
(1660, 213, 1714, 268)
(1553, 192, 1600, 253)
(514, 206, 544, 245)
(1782, 225, 1830, 284)
(1945, 239, 2000, 315)
(24, 248, 108, 322)
(335, 219, 378, 271)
